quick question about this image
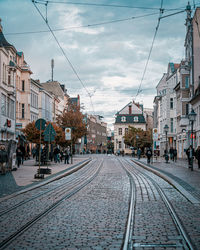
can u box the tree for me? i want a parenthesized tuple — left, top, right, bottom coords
(124, 126, 152, 148)
(22, 121, 65, 145)
(56, 101, 87, 145)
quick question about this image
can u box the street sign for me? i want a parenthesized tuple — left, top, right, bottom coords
(43, 124, 56, 142)
(65, 128, 71, 140)
(153, 128, 158, 140)
(35, 119, 46, 130)
(43, 123, 56, 136)
(44, 134, 55, 142)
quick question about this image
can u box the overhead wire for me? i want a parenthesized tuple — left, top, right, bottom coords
(35, 0, 185, 11)
(4, 12, 160, 36)
(135, 3, 164, 98)
(31, 0, 95, 114)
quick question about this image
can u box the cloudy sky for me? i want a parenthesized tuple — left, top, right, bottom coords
(0, 0, 197, 128)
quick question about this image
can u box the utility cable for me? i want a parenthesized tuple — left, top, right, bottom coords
(34, 0, 174, 10)
(32, 0, 95, 114)
(135, 7, 163, 97)
(4, 12, 160, 36)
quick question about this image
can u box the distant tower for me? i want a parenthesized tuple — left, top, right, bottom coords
(51, 59, 54, 81)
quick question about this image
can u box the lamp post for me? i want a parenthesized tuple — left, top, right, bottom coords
(164, 124, 169, 163)
(188, 109, 196, 171)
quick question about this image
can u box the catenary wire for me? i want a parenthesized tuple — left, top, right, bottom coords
(4, 12, 160, 36)
(35, 0, 184, 11)
(31, 0, 95, 114)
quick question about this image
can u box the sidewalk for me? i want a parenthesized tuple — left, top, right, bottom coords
(133, 156, 200, 201)
(0, 155, 89, 198)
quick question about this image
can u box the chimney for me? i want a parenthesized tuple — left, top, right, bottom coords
(0, 18, 2, 33)
(129, 104, 132, 114)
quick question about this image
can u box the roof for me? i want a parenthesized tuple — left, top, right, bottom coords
(41, 81, 64, 97)
(115, 114, 145, 124)
(0, 31, 16, 52)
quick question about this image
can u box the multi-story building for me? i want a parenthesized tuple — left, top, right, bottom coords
(86, 115, 107, 153)
(174, 60, 190, 158)
(41, 81, 67, 122)
(114, 101, 146, 154)
(154, 63, 180, 156)
(38, 86, 53, 122)
(189, 7, 200, 148)
(0, 20, 16, 140)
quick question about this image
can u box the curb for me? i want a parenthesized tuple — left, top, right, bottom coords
(131, 159, 200, 204)
(0, 158, 91, 202)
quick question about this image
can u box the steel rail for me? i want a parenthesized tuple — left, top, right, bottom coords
(124, 158, 195, 250)
(0, 159, 92, 216)
(0, 160, 104, 250)
(117, 159, 136, 250)
(0, 158, 91, 203)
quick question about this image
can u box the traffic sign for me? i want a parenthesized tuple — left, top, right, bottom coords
(43, 123, 56, 136)
(44, 134, 55, 142)
(35, 119, 46, 130)
(65, 128, 71, 140)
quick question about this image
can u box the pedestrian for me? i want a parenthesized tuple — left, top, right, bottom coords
(121, 150, 125, 157)
(173, 148, 177, 162)
(54, 146, 60, 163)
(146, 147, 152, 164)
(0, 144, 8, 175)
(16, 146, 22, 168)
(117, 149, 120, 156)
(132, 148, 135, 158)
(64, 147, 70, 164)
(195, 146, 200, 169)
(169, 147, 174, 161)
(137, 148, 141, 160)
(19, 145, 25, 164)
(186, 146, 194, 168)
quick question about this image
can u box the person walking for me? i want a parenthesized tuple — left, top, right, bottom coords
(64, 147, 70, 164)
(173, 148, 177, 162)
(169, 147, 174, 161)
(16, 146, 22, 168)
(137, 148, 141, 160)
(146, 147, 152, 164)
(196, 146, 200, 169)
(0, 145, 8, 175)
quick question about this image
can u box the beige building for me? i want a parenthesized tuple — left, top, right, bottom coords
(0, 20, 17, 140)
(41, 81, 68, 122)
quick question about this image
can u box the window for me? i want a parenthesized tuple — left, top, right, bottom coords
(1, 94, 6, 115)
(170, 98, 173, 109)
(125, 128, 128, 135)
(22, 80, 25, 91)
(118, 128, 122, 135)
(185, 76, 189, 88)
(171, 118, 173, 133)
(186, 103, 189, 115)
(22, 104, 25, 119)
(134, 116, 138, 122)
(121, 116, 126, 122)
(118, 141, 122, 149)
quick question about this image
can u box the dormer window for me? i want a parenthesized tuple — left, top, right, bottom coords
(121, 116, 126, 122)
(134, 116, 138, 122)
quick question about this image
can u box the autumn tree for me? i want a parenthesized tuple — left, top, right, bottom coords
(124, 126, 152, 148)
(22, 121, 65, 145)
(56, 101, 87, 145)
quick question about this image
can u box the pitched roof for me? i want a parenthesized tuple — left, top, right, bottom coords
(0, 31, 16, 52)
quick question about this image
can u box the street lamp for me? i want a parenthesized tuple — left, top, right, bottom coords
(188, 109, 196, 171)
(164, 124, 169, 163)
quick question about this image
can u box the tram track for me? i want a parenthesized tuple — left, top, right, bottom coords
(0, 159, 104, 250)
(119, 158, 195, 250)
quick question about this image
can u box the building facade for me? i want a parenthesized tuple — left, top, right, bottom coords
(0, 20, 17, 140)
(114, 101, 146, 155)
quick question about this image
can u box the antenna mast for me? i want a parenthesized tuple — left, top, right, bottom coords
(51, 59, 54, 81)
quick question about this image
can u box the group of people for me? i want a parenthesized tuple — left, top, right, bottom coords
(53, 146, 71, 164)
(168, 147, 178, 162)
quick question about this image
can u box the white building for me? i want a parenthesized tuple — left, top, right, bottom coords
(114, 101, 146, 154)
